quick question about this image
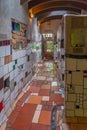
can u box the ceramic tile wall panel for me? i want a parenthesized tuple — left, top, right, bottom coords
(0, 57, 4, 67)
(12, 51, 17, 60)
(4, 56, 9, 64)
(66, 102, 75, 110)
(13, 68, 19, 77)
(0, 47, 5, 57)
(74, 85, 83, 93)
(8, 62, 13, 72)
(5, 46, 11, 56)
(72, 71, 83, 85)
(4, 73, 9, 80)
(84, 78, 87, 88)
(14, 85, 19, 99)
(17, 58, 22, 66)
(10, 90, 15, 104)
(16, 51, 20, 59)
(84, 89, 87, 94)
(8, 55, 12, 63)
(0, 89, 4, 101)
(4, 64, 9, 75)
(23, 56, 27, 63)
(0, 78, 3, 90)
(23, 63, 26, 71)
(66, 58, 77, 71)
(61, 48, 65, 55)
(75, 109, 83, 116)
(4, 97, 11, 111)
(66, 73, 72, 84)
(9, 71, 14, 81)
(77, 59, 87, 70)
(18, 81, 22, 90)
(66, 110, 75, 117)
(3, 89, 10, 101)
(10, 79, 14, 92)
(67, 94, 76, 102)
(84, 109, 87, 117)
(0, 109, 5, 125)
(0, 66, 4, 78)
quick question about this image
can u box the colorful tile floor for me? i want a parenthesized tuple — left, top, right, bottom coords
(5, 61, 64, 130)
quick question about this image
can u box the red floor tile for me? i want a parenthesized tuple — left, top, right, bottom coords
(29, 86, 40, 93)
(51, 86, 58, 91)
(39, 89, 50, 96)
(47, 126, 52, 130)
(12, 113, 32, 130)
(50, 94, 64, 102)
(42, 105, 53, 111)
(39, 110, 51, 125)
(56, 127, 60, 130)
(30, 123, 48, 130)
(20, 103, 37, 115)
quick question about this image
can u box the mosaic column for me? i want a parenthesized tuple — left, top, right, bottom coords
(64, 15, 87, 122)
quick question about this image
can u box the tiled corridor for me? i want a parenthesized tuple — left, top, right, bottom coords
(5, 61, 64, 130)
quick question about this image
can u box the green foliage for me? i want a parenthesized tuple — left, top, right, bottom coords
(46, 41, 54, 52)
(31, 43, 40, 50)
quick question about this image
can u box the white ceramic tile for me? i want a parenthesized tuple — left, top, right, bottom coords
(0, 47, 5, 57)
(0, 109, 5, 126)
(8, 62, 13, 72)
(9, 71, 14, 81)
(31, 93, 38, 96)
(0, 57, 4, 67)
(4, 98, 11, 112)
(51, 81, 57, 86)
(4, 64, 9, 75)
(4, 89, 10, 101)
(36, 104, 42, 111)
(0, 66, 4, 78)
(0, 89, 4, 101)
(32, 110, 41, 123)
(5, 45, 10, 56)
(12, 51, 17, 60)
(4, 73, 9, 80)
(42, 96, 49, 101)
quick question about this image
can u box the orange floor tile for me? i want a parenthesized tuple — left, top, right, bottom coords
(39, 110, 51, 125)
(28, 95, 42, 104)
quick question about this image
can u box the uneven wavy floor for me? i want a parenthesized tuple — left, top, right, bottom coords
(5, 61, 64, 130)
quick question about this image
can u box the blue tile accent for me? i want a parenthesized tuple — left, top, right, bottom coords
(51, 104, 64, 130)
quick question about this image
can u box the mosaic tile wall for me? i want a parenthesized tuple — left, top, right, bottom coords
(0, 41, 36, 125)
(65, 58, 87, 117)
(12, 19, 27, 49)
(64, 15, 87, 119)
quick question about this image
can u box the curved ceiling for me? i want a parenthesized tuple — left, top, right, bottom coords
(38, 10, 79, 24)
(29, 1, 85, 16)
(21, 0, 87, 22)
